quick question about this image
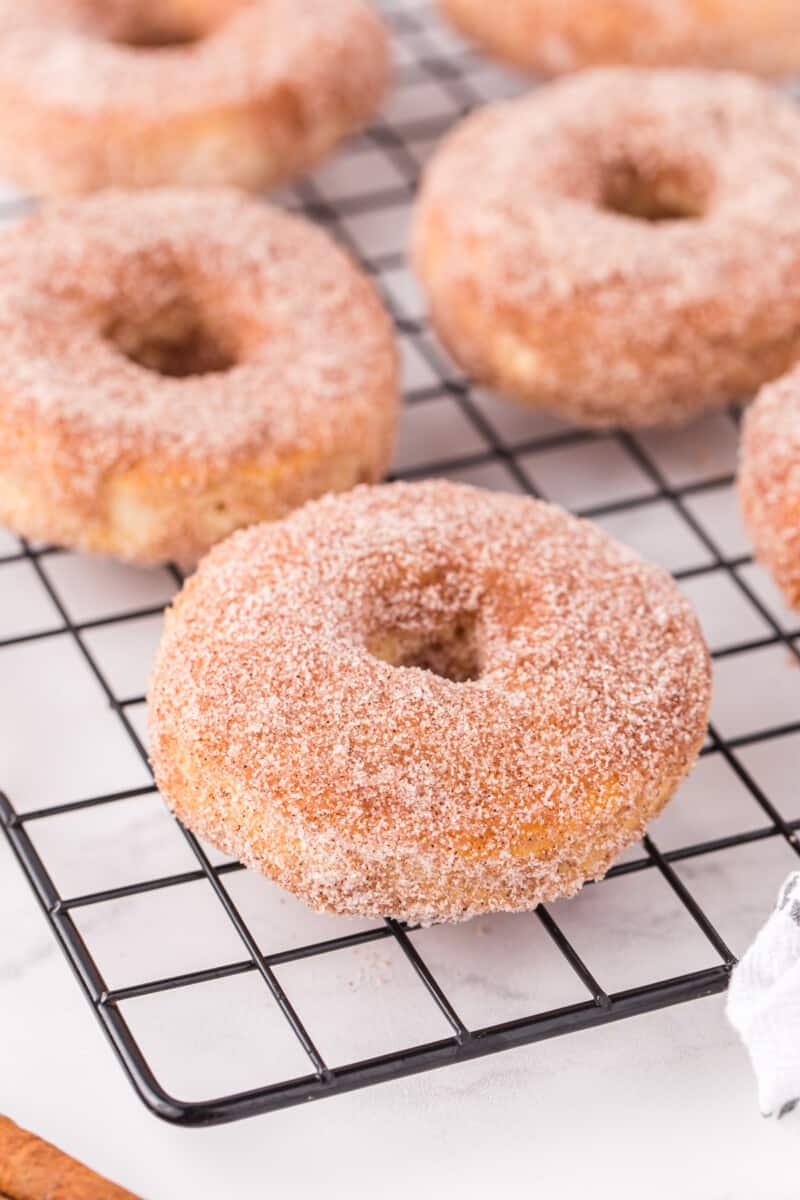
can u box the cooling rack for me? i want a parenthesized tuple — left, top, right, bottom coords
(3, 0, 800, 1127)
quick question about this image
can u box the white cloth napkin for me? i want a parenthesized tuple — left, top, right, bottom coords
(727, 871, 800, 1118)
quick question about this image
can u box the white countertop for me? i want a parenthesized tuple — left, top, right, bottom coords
(3, 829, 797, 1200)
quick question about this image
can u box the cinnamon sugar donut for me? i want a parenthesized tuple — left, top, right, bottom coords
(438, 0, 800, 78)
(0, 0, 389, 193)
(740, 367, 800, 610)
(0, 188, 398, 566)
(413, 69, 800, 430)
(149, 480, 712, 924)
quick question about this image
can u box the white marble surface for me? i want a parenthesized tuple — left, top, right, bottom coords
(3, 831, 799, 1200)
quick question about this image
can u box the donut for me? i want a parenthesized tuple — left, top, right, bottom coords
(0, 0, 389, 193)
(0, 188, 398, 567)
(149, 480, 712, 924)
(412, 68, 800, 430)
(740, 367, 800, 610)
(437, 0, 800, 78)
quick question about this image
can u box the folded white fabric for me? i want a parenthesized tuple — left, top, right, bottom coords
(727, 871, 800, 1118)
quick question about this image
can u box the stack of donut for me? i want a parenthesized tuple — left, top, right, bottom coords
(3, 0, 799, 924)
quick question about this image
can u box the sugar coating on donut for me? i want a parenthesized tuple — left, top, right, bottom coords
(0, 0, 390, 190)
(740, 367, 800, 610)
(0, 0, 385, 117)
(438, 0, 800, 77)
(0, 188, 393, 471)
(413, 68, 800, 429)
(0, 188, 398, 562)
(149, 480, 712, 924)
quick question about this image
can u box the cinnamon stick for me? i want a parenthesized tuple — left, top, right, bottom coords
(0, 1116, 141, 1200)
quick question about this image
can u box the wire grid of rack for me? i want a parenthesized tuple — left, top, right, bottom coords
(3, 0, 800, 1127)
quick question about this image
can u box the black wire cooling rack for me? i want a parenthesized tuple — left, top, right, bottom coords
(3, 0, 800, 1127)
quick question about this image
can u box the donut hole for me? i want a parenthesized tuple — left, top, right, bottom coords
(600, 162, 708, 222)
(111, 26, 202, 49)
(105, 301, 238, 379)
(81, 0, 241, 49)
(367, 613, 483, 683)
(93, 8, 213, 50)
